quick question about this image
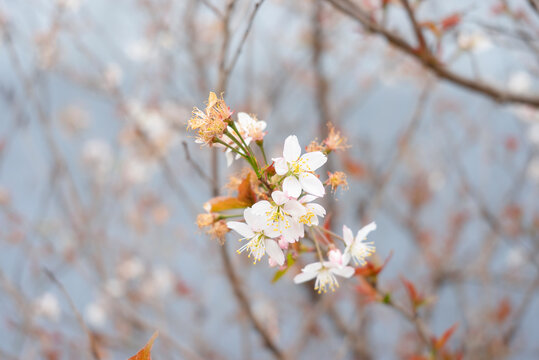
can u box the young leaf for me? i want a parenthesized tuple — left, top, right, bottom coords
(128, 331, 158, 360)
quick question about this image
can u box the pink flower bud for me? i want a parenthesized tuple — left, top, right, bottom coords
(328, 249, 343, 265)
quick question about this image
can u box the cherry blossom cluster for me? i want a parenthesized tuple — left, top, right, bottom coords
(189, 92, 377, 293)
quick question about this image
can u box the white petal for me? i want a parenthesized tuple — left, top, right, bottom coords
(308, 203, 326, 217)
(299, 151, 327, 171)
(236, 112, 252, 127)
(299, 173, 325, 197)
(356, 222, 377, 241)
(225, 151, 234, 167)
(342, 253, 351, 266)
(244, 208, 265, 232)
(300, 195, 318, 203)
(284, 200, 307, 218)
(283, 176, 301, 198)
(283, 135, 301, 163)
(265, 239, 285, 266)
(263, 226, 281, 238)
(343, 225, 354, 246)
(303, 262, 323, 273)
(273, 157, 288, 175)
(331, 266, 355, 278)
(293, 271, 317, 284)
(227, 221, 255, 238)
(251, 200, 272, 214)
(271, 191, 288, 205)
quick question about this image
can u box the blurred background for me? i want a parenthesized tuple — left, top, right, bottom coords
(0, 0, 538, 359)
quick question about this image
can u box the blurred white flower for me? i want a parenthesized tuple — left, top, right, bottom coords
(58, 105, 90, 135)
(82, 139, 113, 180)
(34, 292, 61, 322)
(117, 257, 145, 280)
(428, 170, 446, 191)
(85, 302, 107, 328)
(508, 71, 532, 94)
(125, 39, 154, 62)
(457, 31, 491, 52)
(122, 158, 153, 185)
(103, 63, 123, 89)
(152, 266, 175, 295)
(505, 247, 528, 269)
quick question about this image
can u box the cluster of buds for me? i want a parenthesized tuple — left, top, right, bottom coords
(189, 93, 377, 293)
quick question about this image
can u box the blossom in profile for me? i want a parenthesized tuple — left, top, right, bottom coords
(294, 261, 355, 293)
(228, 208, 284, 265)
(224, 112, 266, 166)
(251, 191, 306, 243)
(298, 195, 326, 228)
(273, 135, 327, 198)
(188, 92, 232, 146)
(342, 222, 377, 266)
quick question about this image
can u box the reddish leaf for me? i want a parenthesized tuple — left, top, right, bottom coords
(237, 173, 256, 205)
(205, 196, 249, 212)
(401, 276, 425, 308)
(355, 252, 393, 278)
(441, 13, 461, 31)
(433, 324, 458, 351)
(129, 331, 158, 360)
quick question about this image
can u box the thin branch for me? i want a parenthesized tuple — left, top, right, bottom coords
(324, 0, 539, 108)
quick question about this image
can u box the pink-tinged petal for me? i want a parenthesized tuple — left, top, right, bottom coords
(265, 239, 285, 266)
(273, 157, 288, 175)
(251, 200, 272, 214)
(342, 225, 354, 246)
(226, 221, 255, 238)
(356, 222, 377, 241)
(258, 121, 267, 131)
(283, 135, 301, 163)
(331, 265, 355, 278)
(271, 191, 288, 205)
(299, 172, 325, 197)
(299, 151, 327, 171)
(293, 271, 317, 284)
(284, 200, 307, 218)
(283, 176, 301, 198)
(300, 195, 318, 203)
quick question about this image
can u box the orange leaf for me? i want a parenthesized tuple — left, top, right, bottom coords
(441, 14, 461, 31)
(237, 173, 256, 205)
(205, 197, 249, 212)
(129, 331, 158, 360)
(433, 323, 458, 351)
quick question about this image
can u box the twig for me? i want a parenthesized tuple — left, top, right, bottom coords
(324, 0, 539, 108)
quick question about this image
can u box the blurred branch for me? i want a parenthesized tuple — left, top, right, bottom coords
(324, 0, 539, 108)
(219, 246, 286, 359)
(44, 268, 101, 360)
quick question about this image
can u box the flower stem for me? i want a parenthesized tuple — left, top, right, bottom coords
(257, 141, 268, 165)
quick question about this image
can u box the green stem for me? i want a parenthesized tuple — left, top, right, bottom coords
(257, 141, 268, 165)
(213, 138, 248, 159)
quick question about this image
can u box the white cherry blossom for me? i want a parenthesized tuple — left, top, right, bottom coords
(298, 195, 326, 228)
(251, 191, 306, 243)
(227, 208, 285, 265)
(293, 261, 355, 293)
(273, 135, 327, 197)
(342, 222, 377, 266)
